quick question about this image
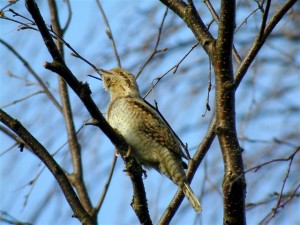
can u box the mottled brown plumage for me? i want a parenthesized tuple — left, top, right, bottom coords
(100, 68, 201, 213)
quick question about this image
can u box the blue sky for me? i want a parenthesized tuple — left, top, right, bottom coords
(1, 1, 299, 225)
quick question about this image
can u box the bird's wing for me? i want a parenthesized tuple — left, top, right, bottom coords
(126, 97, 188, 160)
(144, 99, 189, 157)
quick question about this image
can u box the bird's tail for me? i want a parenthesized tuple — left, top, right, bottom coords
(182, 182, 202, 213)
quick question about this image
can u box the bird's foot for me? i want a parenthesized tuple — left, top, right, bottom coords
(141, 167, 147, 179)
(124, 146, 132, 158)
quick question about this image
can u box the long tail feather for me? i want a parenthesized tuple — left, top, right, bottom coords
(182, 182, 202, 213)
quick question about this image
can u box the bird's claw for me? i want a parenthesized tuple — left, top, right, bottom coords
(124, 146, 132, 158)
(142, 168, 147, 179)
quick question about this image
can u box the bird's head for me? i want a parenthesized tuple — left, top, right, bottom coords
(99, 68, 141, 99)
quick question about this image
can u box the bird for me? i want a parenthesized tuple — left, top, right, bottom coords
(99, 68, 202, 213)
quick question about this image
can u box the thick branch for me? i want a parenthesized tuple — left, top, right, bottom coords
(215, 0, 235, 64)
(160, 1, 246, 224)
(25, 0, 151, 223)
(204, 0, 241, 63)
(48, 0, 93, 215)
(215, 1, 246, 224)
(159, 0, 215, 56)
(0, 109, 95, 225)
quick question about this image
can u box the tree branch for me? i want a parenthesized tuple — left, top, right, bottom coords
(0, 38, 62, 113)
(0, 109, 95, 225)
(203, 0, 241, 63)
(48, 0, 93, 216)
(214, 1, 246, 224)
(94, 154, 118, 215)
(159, 0, 215, 56)
(136, 7, 168, 79)
(233, 0, 297, 89)
(95, 0, 121, 68)
(24, 0, 152, 223)
(160, 1, 247, 224)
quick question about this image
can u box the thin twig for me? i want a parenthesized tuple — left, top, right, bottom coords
(144, 43, 199, 98)
(258, 0, 272, 40)
(1, 9, 101, 75)
(0, 38, 63, 113)
(23, 167, 46, 208)
(259, 160, 299, 225)
(136, 7, 169, 79)
(95, 0, 121, 68)
(94, 154, 118, 215)
(0, 90, 44, 108)
(62, 0, 72, 33)
(0, 210, 32, 225)
(9, 8, 35, 23)
(0, 0, 20, 12)
(235, 8, 260, 34)
(233, 0, 297, 89)
(202, 58, 212, 117)
(0, 125, 30, 153)
(245, 147, 300, 173)
(0, 14, 40, 32)
(48, 0, 93, 214)
(246, 190, 300, 210)
(257, 147, 299, 225)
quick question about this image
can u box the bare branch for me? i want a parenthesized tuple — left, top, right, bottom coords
(245, 147, 300, 174)
(235, 8, 260, 33)
(136, 7, 168, 78)
(211, 1, 247, 224)
(0, 210, 32, 225)
(159, 0, 215, 56)
(0, 38, 62, 112)
(95, 0, 121, 68)
(48, 0, 93, 215)
(233, 0, 297, 89)
(24, 0, 152, 223)
(203, 0, 241, 63)
(259, 150, 300, 225)
(94, 154, 118, 215)
(0, 0, 20, 12)
(0, 125, 30, 153)
(62, 0, 72, 33)
(0, 109, 95, 225)
(0, 90, 43, 109)
(258, 0, 272, 40)
(144, 43, 199, 98)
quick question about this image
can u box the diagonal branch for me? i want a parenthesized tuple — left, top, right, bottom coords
(136, 7, 169, 79)
(93, 154, 118, 215)
(0, 38, 62, 113)
(258, 0, 272, 40)
(95, 0, 121, 68)
(233, 0, 297, 89)
(0, 109, 95, 225)
(47, 0, 93, 215)
(159, 0, 215, 56)
(24, 0, 152, 224)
